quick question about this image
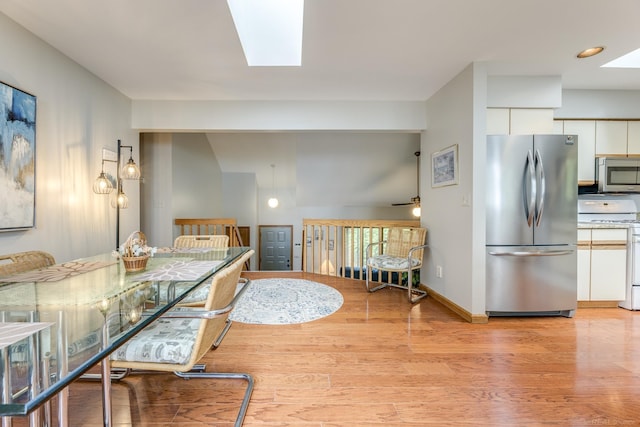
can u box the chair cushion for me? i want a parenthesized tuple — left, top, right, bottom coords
(367, 254, 421, 271)
(111, 317, 200, 365)
(158, 282, 210, 304)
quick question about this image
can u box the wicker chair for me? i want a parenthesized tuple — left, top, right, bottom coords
(159, 235, 231, 306)
(365, 227, 428, 303)
(173, 234, 229, 249)
(111, 249, 255, 426)
(0, 251, 56, 277)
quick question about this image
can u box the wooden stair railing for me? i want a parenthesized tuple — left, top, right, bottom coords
(174, 218, 249, 270)
(302, 219, 421, 285)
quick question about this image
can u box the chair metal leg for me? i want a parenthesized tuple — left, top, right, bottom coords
(365, 263, 388, 293)
(212, 319, 233, 349)
(406, 268, 427, 303)
(174, 371, 254, 427)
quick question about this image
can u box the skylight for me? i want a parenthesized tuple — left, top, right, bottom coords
(227, 0, 304, 67)
(602, 48, 640, 68)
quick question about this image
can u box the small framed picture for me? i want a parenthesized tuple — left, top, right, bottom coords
(431, 144, 458, 188)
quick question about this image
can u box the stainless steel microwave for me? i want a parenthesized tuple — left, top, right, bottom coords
(598, 157, 640, 192)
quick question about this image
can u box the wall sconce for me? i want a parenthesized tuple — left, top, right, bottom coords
(93, 139, 140, 247)
(268, 164, 279, 208)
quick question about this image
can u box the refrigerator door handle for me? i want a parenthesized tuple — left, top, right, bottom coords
(534, 149, 546, 227)
(525, 150, 536, 227)
(488, 250, 574, 257)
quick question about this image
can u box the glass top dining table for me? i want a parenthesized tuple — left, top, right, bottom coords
(0, 246, 250, 426)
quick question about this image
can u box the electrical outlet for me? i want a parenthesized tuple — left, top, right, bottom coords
(436, 265, 443, 278)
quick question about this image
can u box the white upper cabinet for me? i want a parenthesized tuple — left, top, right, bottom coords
(510, 109, 555, 134)
(486, 108, 510, 134)
(627, 121, 640, 155)
(486, 108, 554, 135)
(552, 120, 564, 134)
(596, 120, 628, 155)
(563, 120, 596, 183)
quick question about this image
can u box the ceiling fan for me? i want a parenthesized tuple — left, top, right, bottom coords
(392, 151, 421, 214)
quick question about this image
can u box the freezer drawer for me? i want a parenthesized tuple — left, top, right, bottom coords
(486, 245, 577, 317)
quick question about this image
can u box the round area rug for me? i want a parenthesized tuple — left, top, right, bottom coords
(229, 278, 344, 325)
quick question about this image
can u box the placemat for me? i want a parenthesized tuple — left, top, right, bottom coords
(0, 322, 54, 349)
(156, 247, 219, 254)
(129, 260, 224, 281)
(0, 260, 117, 283)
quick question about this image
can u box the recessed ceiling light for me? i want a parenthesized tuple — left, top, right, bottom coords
(227, 0, 304, 67)
(602, 47, 640, 68)
(577, 46, 605, 59)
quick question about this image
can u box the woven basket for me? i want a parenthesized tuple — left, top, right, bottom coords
(121, 231, 151, 272)
(122, 254, 149, 272)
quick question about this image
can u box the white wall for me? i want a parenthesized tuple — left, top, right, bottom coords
(222, 172, 257, 269)
(487, 76, 562, 108)
(133, 100, 427, 131)
(140, 133, 173, 247)
(140, 133, 224, 248)
(0, 11, 136, 262)
(423, 63, 486, 315)
(557, 89, 640, 119)
(171, 133, 222, 220)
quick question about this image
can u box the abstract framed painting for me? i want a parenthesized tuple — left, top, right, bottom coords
(0, 81, 37, 231)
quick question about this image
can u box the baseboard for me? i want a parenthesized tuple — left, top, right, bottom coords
(578, 300, 620, 308)
(423, 285, 489, 324)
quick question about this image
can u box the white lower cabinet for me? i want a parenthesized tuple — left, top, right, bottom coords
(577, 228, 627, 302)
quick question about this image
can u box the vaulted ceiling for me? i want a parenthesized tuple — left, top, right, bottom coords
(1, 0, 639, 102)
(2, 0, 639, 205)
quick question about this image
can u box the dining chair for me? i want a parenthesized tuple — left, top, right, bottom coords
(365, 227, 428, 303)
(0, 251, 56, 425)
(110, 249, 255, 427)
(173, 234, 229, 249)
(0, 251, 56, 277)
(153, 235, 232, 307)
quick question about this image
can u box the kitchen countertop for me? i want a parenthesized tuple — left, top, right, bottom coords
(578, 222, 630, 229)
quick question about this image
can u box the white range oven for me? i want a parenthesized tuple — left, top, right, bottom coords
(578, 197, 640, 310)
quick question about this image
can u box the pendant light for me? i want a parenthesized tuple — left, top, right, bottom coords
(412, 151, 421, 217)
(268, 164, 279, 208)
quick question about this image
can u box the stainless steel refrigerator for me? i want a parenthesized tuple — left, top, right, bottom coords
(486, 134, 578, 317)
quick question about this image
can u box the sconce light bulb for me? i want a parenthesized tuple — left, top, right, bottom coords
(412, 206, 421, 217)
(117, 192, 129, 209)
(93, 172, 114, 194)
(122, 158, 141, 180)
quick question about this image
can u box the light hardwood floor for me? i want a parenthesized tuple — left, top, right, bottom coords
(16, 271, 640, 426)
